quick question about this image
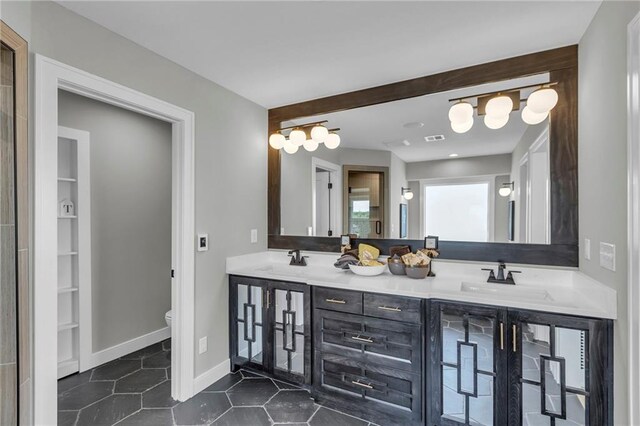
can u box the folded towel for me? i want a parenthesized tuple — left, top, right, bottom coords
(334, 253, 359, 269)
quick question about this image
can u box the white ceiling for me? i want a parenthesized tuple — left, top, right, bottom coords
(57, 1, 601, 108)
(291, 74, 549, 162)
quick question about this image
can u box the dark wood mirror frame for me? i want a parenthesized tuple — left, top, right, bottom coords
(268, 45, 578, 266)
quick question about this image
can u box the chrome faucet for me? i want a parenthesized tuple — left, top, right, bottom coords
(482, 262, 521, 285)
(288, 249, 308, 266)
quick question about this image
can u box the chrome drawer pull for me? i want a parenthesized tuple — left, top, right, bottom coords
(378, 306, 402, 312)
(351, 380, 374, 389)
(325, 298, 346, 304)
(351, 335, 374, 344)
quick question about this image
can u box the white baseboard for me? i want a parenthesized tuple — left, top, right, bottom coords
(193, 358, 231, 395)
(85, 327, 171, 371)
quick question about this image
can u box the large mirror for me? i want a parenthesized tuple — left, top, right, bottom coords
(279, 74, 551, 244)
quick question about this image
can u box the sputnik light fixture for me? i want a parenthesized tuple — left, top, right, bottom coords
(448, 82, 559, 133)
(269, 121, 341, 154)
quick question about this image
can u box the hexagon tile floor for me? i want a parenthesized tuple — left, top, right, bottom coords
(58, 339, 373, 426)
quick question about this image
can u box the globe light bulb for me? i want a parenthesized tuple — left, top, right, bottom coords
(403, 190, 414, 200)
(268, 132, 285, 150)
(283, 140, 299, 154)
(324, 133, 341, 149)
(527, 87, 558, 114)
(289, 129, 306, 146)
(451, 117, 474, 134)
(303, 139, 319, 152)
(499, 186, 512, 197)
(310, 125, 329, 143)
(484, 114, 509, 130)
(448, 101, 473, 123)
(485, 95, 513, 118)
(521, 106, 549, 125)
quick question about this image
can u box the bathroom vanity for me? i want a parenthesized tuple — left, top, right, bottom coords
(227, 252, 615, 426)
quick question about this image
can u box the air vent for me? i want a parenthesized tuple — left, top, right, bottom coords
(424, 135, 446, 142)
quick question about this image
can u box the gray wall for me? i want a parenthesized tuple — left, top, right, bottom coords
(406, 153, 512, 180)
(58, 90, 172, 352)
(3, 0, 267, 379)
(578, 2, 640, 424)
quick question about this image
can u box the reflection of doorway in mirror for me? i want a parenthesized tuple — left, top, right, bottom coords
(346, 170, 385, 239)
(311, 158, 341, 237)
(517, 128, 550, 244)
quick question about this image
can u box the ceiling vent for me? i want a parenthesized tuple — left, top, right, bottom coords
(424, 135, 446, 142)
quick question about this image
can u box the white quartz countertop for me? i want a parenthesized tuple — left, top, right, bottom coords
(226, 251, 617, 320)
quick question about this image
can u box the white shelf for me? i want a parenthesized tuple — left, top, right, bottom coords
(58, 251, 78, 256)
(58, 322, 79, 332)
(58, 177, 77, 182)
(58, 216, 77, 219)
(58, 287, 79, 294)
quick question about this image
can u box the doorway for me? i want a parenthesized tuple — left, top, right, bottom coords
(343, 166, 388, 239)
(34, 55, 195, 424)
(311, 158, 341, 237)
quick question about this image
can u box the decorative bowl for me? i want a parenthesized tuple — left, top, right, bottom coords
(405, 265, 430, 279)
(388, 261, 406, 275)
(348, 264, 387, 276)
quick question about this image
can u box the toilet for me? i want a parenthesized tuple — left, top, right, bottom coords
(165, 310, 172, 328)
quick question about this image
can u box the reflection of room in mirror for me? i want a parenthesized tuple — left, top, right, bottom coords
(279, 73, 551, 244)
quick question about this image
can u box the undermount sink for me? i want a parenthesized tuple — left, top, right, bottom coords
(461, 282, 554, 302)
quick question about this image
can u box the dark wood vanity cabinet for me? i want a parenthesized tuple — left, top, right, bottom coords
(428, 301, 613, 426)
(312, 286, 425, 426)
(229, 275, 311, 384)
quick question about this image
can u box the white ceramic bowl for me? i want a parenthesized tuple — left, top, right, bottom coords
(348, 264, 387, 276)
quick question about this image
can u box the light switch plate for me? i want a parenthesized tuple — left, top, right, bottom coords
(584, 238, 591, 260)
(251, 229, 258, 244)
(599, 242, 616, 271)
(199, 336, 207, 354)
(197, 233, 209, 252)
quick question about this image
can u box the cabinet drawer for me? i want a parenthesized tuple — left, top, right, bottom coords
(313, 351, 422, 425)
(313, 286, 363, 314)
(363, 293, 422, 323)
(314, 308, 422, 372)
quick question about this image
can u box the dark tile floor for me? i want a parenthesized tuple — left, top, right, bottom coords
(58, 339, 373, 426)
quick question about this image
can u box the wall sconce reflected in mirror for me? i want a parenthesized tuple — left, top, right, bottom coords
(402, 187, 414, 200)
(499, 182, 514, 197)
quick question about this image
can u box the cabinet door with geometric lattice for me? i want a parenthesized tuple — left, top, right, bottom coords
(507, 310, 613, 426)
(428, 301, 509, 426)
(267, 280, 311, 385)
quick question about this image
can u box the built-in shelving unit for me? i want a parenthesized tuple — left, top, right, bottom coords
(57, 126, 92, 379)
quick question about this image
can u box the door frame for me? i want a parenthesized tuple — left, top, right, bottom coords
(34, 55, 195, 424)
(311, 157, 341, 237)
(628, 10, 640, 426)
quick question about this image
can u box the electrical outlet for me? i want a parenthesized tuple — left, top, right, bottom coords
(199, 336, 208, 354)
(599, 242, 616, 271)
(197, 233, 209, 252)
(251, 229, 258, 244)
(584, 238, 591, 260)
(307, 227, 313, 236)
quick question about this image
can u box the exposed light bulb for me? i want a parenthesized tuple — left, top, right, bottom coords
(283, 140, 299, 154)
(325, 133, 341, 149)
(527, 87, 558, 114)
(303, 139, 319, 152)
(485, 95, 513, 118)
(451, 117, 473, 134)
(289, 129, 306, 146)
(310, 125, 329, 143)
(268, 132, 285, 150)
(484, 114, 509, 130)
(448, 101, 473, 123)
(521, 106, 549, 125)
